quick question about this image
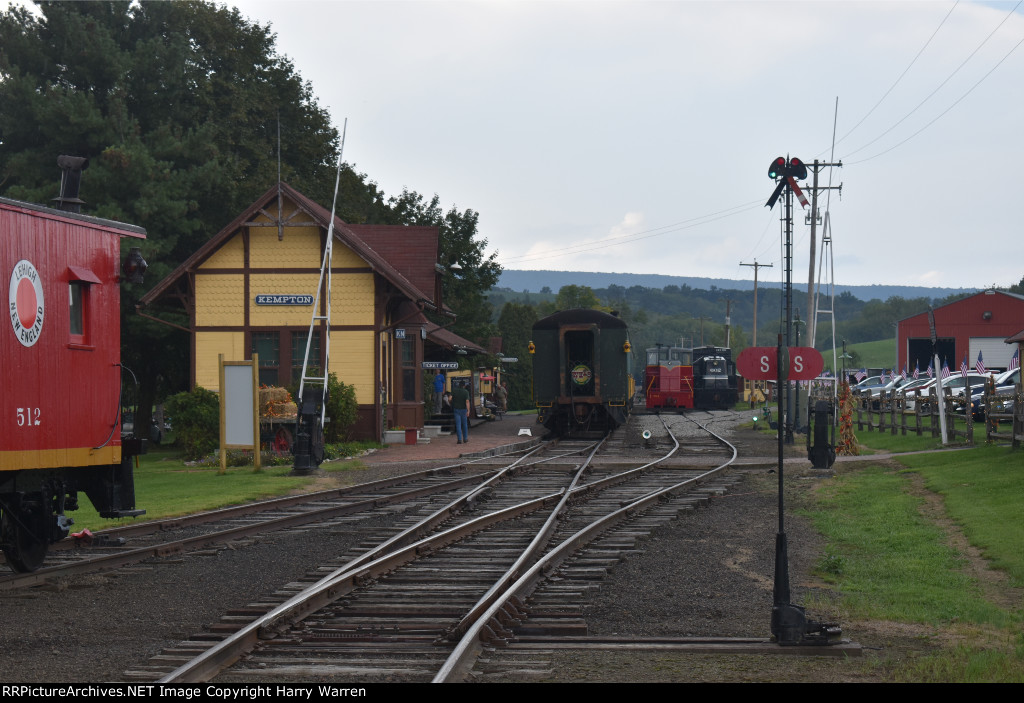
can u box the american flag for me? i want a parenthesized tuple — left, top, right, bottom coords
(960, 355, 969, 378)
(975, 351, 986, 375)
(880, 369, 888, 383)
(941, 360, 951, 379)
(901, 364, 908, 381)
(855, 368, 867, 381)
(926, 362, 934, 378)
(913, 362, 920, 380)
(1011, 349, 1020, 371)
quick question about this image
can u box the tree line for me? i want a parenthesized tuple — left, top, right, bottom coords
(488, 280, 1024, 411)
(1, 1, 498, 433)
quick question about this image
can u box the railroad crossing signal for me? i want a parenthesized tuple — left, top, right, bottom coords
(765, 156, 809, 210)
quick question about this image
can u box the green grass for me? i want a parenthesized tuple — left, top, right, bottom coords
(808, 464, 1006, 625)
(897, 446, 1024, 587)
(804, 443, 1024, 681)
(68, 444, 371, 532)
(823, 337, 896, 373)
(852, 429, 953, 453)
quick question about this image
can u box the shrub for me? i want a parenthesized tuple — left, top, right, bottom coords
(165, 386, 220, 461)
(325, 372, 358, 443)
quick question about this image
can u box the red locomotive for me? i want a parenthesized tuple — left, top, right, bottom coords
(644, 345, 694, 410)
(1, 158, 147, 572)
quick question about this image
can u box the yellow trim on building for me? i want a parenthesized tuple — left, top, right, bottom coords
(195, 274, 245, 327)
(249, 223, 322, 269)
(329, 330, 377, 404)
(331, 240, 367, 268)
(196, 331, 247, 390)
(203, 232, 244, 268)
(330, 272, 375, 326)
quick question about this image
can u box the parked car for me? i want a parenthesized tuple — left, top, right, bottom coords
(899, 377, 936, 410)
(899, 373, 993, 412)
(969, 368, 1020, 420)
(851, 375, 884, 397)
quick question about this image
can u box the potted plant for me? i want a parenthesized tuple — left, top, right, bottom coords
(383, 426, 405, 444)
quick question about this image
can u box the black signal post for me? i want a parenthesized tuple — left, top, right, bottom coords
(763, 156, 841, 647)
(766, 155, 806, 445)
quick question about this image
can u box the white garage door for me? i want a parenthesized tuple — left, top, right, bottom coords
(969, 337, 1014, 370)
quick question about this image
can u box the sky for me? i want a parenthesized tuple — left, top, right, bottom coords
(31, 0, 1024, 291)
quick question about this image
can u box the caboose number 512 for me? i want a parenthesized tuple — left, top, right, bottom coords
(1, 158, 147, 572)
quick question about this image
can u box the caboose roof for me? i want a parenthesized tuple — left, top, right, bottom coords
(0, 195, 146, 238)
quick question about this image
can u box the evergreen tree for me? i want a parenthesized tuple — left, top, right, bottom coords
(383, 188, 501, 344)
(0, 1, 342, 432)
(496, 302, 537, 411)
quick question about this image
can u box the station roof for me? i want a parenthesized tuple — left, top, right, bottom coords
(140, 182, 440, 311)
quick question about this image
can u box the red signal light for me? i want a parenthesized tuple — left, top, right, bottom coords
(788, 157, 807, 180)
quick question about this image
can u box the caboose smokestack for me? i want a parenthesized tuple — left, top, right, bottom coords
(53, 155, 89, 213)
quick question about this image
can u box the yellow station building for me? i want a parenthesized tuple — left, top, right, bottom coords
(140, 182, 463, 440)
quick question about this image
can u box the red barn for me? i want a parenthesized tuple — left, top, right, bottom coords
(1, 193, 146, 571)
(897, 290, 1024, 374)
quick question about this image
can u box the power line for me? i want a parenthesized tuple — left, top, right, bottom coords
(825, 1, 960, 156)
(499, 198, 763, 264)
(842, 0, 1022, 161)
(847, 29, 1024, 165)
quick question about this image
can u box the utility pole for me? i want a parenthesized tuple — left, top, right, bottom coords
(725, 299, 732, 348)
(804, 160, 842, 347)
(740, 260, 772, 348)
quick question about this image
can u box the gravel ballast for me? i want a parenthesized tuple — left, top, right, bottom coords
(0, 413, 916, 683)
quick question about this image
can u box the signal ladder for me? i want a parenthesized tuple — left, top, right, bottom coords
(293, 121, 346, 474)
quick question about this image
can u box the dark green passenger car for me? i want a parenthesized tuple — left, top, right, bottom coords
(531, 309, 634, 435)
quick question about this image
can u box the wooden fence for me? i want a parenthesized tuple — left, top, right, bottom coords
(852, 383, 1024, 448)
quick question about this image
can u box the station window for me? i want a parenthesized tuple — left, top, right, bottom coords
(251, 332, 280, 386)
(401, 339, 417, 402)
(291, 331, 321, 386)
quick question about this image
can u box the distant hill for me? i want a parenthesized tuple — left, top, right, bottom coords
(497, 269, 974, 302)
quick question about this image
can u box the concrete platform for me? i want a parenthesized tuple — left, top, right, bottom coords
(361, 413, 543, 465)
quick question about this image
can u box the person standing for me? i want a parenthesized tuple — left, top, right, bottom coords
(495, 382, 508, 417)
(451, 380, 470, 444)
(433, 370, 445, 415)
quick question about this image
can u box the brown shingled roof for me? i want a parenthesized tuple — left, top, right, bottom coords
(348, 224, 439, 300)
(424, 320, 487, 355)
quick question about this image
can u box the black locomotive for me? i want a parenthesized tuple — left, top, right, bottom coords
(691, 345, 739, 410)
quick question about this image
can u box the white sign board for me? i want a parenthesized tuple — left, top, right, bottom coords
(224, 364, 255, 445)
(218, 354, 261, 473)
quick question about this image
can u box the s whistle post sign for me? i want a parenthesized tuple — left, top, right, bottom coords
(737, 346, 823, 381)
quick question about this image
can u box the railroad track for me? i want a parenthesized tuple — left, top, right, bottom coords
(128, 413, 738, 683)
(0, 448, 544, 591)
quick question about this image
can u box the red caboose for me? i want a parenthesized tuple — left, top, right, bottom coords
(1, 175, 147, 572)
(644, 345, 694, 410)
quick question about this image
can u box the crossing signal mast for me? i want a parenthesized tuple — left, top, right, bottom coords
(762, 154, 842, 647)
